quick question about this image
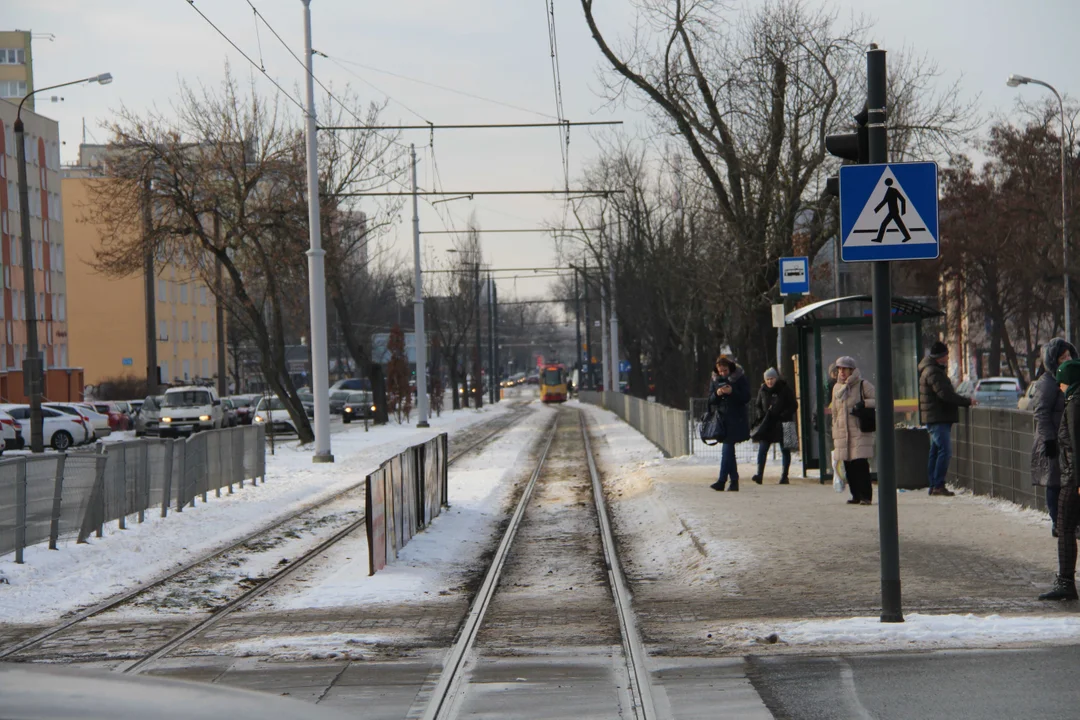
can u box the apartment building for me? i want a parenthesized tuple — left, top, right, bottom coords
(0, 31, 32, 110)
(62, 145, 223, 388)
(0, 97, 68, 375)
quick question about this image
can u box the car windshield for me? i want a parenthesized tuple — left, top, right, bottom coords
(978, 381, 1018, 393)
(143, 395, 163, 411)
(299, 393, 314, 403)
(256, 397, 287, 411)
(164, 391, 213, 407)
(331, 391, 351, 401)
(347, 392, 372, 403)
(543, 368, 563, 385)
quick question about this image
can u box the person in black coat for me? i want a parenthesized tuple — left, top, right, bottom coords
(750, 368, 798, 485)
(709, 356, 751, 492)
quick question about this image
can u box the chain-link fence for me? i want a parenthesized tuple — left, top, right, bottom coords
(1, 424, 266, 563)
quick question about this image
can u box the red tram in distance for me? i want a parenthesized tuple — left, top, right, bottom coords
(539, 364, 568, 403)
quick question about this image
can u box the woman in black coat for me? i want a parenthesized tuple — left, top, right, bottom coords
(709, 356, 751, 492)
(751, 368, 798, 484)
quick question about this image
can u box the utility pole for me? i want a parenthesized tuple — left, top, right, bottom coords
(488, 274, 497, 405)
(583, 260, 593, 390)
(143, 178, 158, 395)
(492, 278, 499, 400)
(410, 144, 429, 427)
(867, 45, 902, 623)
(301, 0, 332, 462)
(14, 109, 43, 453)
(474, 262, 483, 408)
(609, 242, 619, 393)
(574, 269, 582, 389)
(214, 215, 227, 397)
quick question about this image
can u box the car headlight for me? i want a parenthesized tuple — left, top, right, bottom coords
(254, 415, 264, 423)
(371, 405, 376, 412)
(162, 417, 172, 423)
(199, 414, 211, 422)
(344, 407, 353, 413)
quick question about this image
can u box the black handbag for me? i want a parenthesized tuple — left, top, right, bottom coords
(851, 381, 876, 433)
(699, 408, 726, 446)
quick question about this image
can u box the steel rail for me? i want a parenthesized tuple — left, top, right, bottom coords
(579, 411, 658, 720)
(420, 414, 561, 720)
(0, 405, 532, 661)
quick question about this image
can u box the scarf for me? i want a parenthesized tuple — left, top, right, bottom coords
(1056, 359, 1080, 399)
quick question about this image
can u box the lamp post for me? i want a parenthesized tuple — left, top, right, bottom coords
(1008, 73, 1071, 341)
(14, 72, 112, 453)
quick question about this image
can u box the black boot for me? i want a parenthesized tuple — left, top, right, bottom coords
(710, 480, 725, 491)
(728, 479, 739, 492)
(751, 474, 763, 485)
(1039, 575, 1079, 601)
(779, 474, 789, 485)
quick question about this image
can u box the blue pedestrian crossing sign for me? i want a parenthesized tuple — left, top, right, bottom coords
(839, 162, 939, 262)
(778, 257, 810, 296)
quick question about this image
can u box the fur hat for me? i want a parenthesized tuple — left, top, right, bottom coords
(835, 356, 857, 369)
(929, 341, 949, 360)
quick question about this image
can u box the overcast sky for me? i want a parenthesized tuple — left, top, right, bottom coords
(15, 0, 1080, 304)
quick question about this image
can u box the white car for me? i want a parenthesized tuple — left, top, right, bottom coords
(160, 386, 223, 436)
(75, 403, 112, 437)
(0, 408, 22, 451)
(0, 404, 86, 451)
(45, 403, 97, 444)
(253, 397, 301, 434)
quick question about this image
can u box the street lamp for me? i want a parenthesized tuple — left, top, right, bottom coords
(1008, 73, 1071, 341)
(14, 72, 112, 452)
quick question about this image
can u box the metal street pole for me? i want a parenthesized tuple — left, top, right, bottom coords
(583, 261, 593, 389)
(474, 262, 483, 408)
(868, 45, 903, 623)
(143, 179, 158, 394)
(410, 144, 429, 427)
(214, 215, 227, 397)
(13, 73, 111, 452)
(302, 0, 333, 462)
(574, 268, 582, 387)
(491, 277, 499, 403)
(609, 220, 620, 392)
(488, 275, 496, 404)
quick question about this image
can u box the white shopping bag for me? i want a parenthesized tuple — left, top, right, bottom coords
(832, 450, 846, 493)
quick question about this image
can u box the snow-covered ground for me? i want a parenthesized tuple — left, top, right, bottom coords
(0, 403, 511, 624)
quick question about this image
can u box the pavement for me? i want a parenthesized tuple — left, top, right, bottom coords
(599, 450, 1069, 657)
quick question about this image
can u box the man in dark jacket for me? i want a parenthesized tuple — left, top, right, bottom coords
(1031, 338, 1078, 536)
(751, 368, 798, 485)
(918, 341, 975, 496)
(709, 356, 751, 492)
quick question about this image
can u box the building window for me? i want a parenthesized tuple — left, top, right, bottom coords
(181, 321, 189, 342)
(161, 361, 168, 382)
(182, 359, 190, 380)
(0, 79, 27, 99)
(202, 358, 209, 378)
(158, 279, 166, 302)
(58, 294, 65, 321)
(201, 321, 209, 343)
(200, 286, 207, 306)
(158, 320, 168, 340)
(180, 284, 188, 304)
(0, 49, 26, 65)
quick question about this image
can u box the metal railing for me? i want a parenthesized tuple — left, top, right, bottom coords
(578, 391, 690, 457)
(0, 424, 267, 562)
(949, 406, 1044, 511)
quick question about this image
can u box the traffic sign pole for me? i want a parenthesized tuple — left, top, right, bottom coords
(868, 45, 903, 623)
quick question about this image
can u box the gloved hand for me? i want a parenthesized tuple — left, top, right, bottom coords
(1046, 439, 1059, 461)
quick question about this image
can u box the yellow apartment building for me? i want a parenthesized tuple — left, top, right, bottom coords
(62, 147, 223, 389)
(0, 31, 32, 111)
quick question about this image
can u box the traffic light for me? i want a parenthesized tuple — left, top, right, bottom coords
(824, 105, 869, 197)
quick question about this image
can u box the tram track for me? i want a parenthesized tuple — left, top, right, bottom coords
(417, 406, 657, 720)
(0, 402, 533, 664)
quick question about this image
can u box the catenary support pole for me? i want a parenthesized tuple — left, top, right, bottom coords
(600, 265, 608, 392)
(574, 270, 582, 388)
(302, 0, 333, 462)
(13, 115, 42, 453)
(868, 45, 902, 623)
(609, 222, 619, 392)
(583, 261, 593, 389)
(474, 262, 483, 408)
(214, 216, 227, 397)
(143, 179, 158, 393)
(491, 278, 499, 402)
(411, 144, 429, 427)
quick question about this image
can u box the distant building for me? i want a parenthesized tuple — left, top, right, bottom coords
(0, 31, 32, 110)
(0, 97, 68, 375)
(62, 144, 223, 389)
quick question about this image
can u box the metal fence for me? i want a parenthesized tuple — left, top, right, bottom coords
(948, 406, 1045, 511)
(686, 397, 770, 463)
(1, 424, 266, 562)
(366, 433, 449, 574)
(579, 391, 690, 457)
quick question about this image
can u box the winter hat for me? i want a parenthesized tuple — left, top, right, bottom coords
(1043, 338, 1078, 375)
(764, 368, 779, 381)
(1057, 359, 1080, 399)
(929, 341, 949, 359)
(835, 356, 857, 369)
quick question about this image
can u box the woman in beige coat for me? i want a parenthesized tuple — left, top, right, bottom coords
(831, 355, 876, 505)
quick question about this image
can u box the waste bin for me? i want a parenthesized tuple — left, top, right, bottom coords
(895, 427, 930, 489)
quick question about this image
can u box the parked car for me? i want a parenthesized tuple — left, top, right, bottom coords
(135, 395, 165, 437)
(341, 391, 376, 423)
(159, 386, 223, 437)
(74, 403, 112, 438)
(46, 403, 98, 443)
(329, 390, 352, 415)
(91, 402, 130, 431)
(0, 407, 25, 450)
(330, 378, 369, 393)
(1, 404, 86, 451)
(974, 377, 1023, 409)
(252, 397, 301, 434)
(220, 397, 240, 427)
(227, 395, 259, 425)
(128, 399, 144, 416)
(1018, 381, 1038, 412)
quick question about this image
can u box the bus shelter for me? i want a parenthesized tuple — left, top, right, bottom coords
(786, 295, 943, 479)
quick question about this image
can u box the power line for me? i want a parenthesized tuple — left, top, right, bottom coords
(320, 121, 621, 131)
(182, 0, 305, 113)
(321, 53, 432, 125)
(544, 0, 570, 191)
(320, 54, 560, 120)
(330, 189, 621, 198)
(420, 228, 600, 234)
